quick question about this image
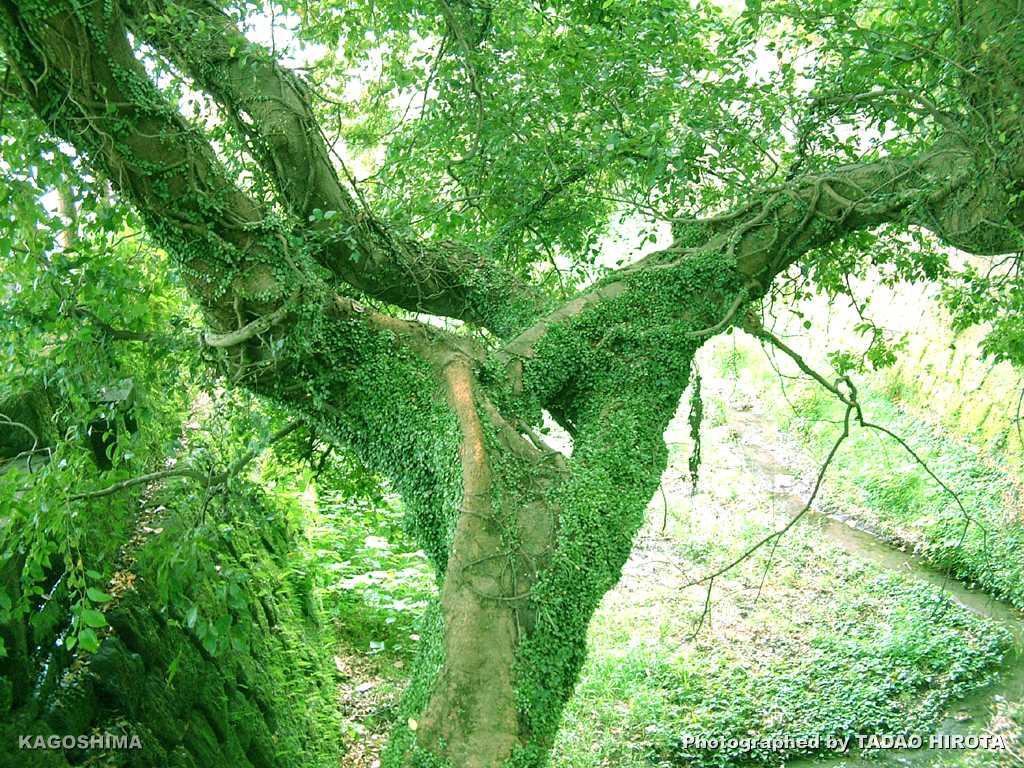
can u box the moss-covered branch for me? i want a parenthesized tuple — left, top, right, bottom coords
(126, 0, 546, 336)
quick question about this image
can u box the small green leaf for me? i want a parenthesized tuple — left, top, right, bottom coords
(202, 633, 218, 656)
(81, 608, 107, 628)
(79, 628, 100, 653)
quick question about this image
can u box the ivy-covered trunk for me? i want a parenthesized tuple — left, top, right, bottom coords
(349, 260, 724, 765)
(373, 355, 695, 767)
(247, 272, 717, 766)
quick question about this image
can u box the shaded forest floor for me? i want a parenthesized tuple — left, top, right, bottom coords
(316, 338, 1024, 768)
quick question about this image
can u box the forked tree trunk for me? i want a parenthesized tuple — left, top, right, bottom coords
(381, 336, 700, 766)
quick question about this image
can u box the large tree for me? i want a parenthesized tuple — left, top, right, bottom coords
(0, 0, 1021, 765)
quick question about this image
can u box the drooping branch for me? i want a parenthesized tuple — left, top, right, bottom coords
(752, 323, 985, 544)
(69, 420, 302, 501)
(683, 319, 992, 636)
(684, 402, 853, 640)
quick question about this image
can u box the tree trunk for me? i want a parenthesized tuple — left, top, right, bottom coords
(372, 259, 726, 765)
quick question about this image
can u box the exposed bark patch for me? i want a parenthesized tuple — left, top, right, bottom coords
(417, 361, 520, 767)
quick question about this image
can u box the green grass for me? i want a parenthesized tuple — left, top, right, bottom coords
(550, 522, 1010, 768)
(767, 360, 1024, 611)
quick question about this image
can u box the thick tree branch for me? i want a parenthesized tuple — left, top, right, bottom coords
(128, 0, 545, 335)
(0, 0, 287, 333)
(676, 147, 1022, 291)
(501, 137, 1022, 415)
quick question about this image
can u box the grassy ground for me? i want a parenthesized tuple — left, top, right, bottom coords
(705, 330, 1024, 612)
(549, 398, 1012, 768)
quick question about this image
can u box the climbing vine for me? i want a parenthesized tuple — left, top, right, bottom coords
(688, 366, 704, 492)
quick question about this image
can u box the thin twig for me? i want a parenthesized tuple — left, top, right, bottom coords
(686, 285, 752, 339)
(659, 482, 669, 534)
(684, 404, 852, 591)
(69, 466, 207, 501)
(70, 421, 301, 501)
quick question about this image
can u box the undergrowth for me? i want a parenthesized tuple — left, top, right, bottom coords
(774, 369, 1024, 611)
(551, 528, 1010, 768)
